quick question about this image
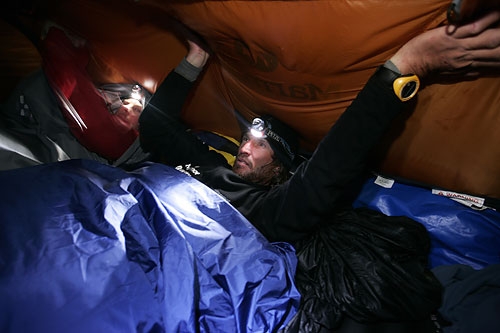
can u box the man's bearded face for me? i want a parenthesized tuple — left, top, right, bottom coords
(232, 133, 278, 185)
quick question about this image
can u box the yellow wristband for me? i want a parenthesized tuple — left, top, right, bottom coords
(393, 74, 420, 102)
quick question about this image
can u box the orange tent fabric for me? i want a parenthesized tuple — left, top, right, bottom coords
(11, 0, 500, 199)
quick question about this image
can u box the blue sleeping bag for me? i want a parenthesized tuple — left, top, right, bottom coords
(354, 176, 500, 270)
(0, 159, 300, 332)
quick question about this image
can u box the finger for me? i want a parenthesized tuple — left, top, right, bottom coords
(451, 10, 500, 38)
(469, 59, 500, 69)
(463, 28, 500, 54)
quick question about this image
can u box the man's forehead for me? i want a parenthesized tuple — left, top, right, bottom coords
(242, 132, 272, 146)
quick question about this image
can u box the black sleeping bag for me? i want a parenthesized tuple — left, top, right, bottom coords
(282, 207, 443, 333)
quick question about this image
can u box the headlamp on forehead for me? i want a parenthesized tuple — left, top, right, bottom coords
(98, 84, 146, 115)
(249, 117, 296, 166)
(130, 84, 144, 103)
(250, 117, 267, 138)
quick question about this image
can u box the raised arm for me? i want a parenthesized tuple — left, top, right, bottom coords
(265, 11, 500, 243)
(138, 37, 227, 167)
(391, 10, 500, 77)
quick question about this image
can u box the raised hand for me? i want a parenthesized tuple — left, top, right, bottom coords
(390, 10, 500, 78)
(186, 39, 210, 69)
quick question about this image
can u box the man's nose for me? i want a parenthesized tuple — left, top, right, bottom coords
(239, 140, 252, 154)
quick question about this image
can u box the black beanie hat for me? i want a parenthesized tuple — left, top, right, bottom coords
(250, 115, 299, 170)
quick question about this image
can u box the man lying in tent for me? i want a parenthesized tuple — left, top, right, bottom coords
(139, 10, 500, 244)
(137, 10, 500, 332)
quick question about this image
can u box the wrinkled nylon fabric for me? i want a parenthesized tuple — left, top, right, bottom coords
(353, 176, 500, 270)
(282, 208, 442, 332)
(0, 159, 300, 333)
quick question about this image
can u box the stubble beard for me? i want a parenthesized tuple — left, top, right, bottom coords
(233, 162, 278, 186)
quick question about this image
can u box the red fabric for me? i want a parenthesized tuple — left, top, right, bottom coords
(41, 27, 138, 161)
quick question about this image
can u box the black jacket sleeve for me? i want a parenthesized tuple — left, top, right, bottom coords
(253, 66, 411, 242)
(138, 71, 229, 168)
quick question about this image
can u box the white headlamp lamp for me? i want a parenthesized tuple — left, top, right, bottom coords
(249, 117, 295, 163)
(250, 117, 267, 138)
(129, 84, 144, 103)
(98, 84, 146, 115)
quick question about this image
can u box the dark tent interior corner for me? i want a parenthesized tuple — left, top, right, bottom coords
(1, 1, 499, 332)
